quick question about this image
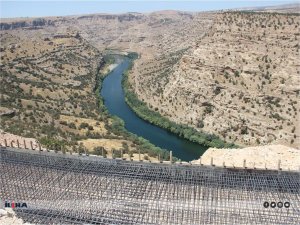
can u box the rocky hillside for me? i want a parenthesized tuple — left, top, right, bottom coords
(77, 11, 214, 56)
(0, 11, 216, 158)
(1, 11, 214, 54)
(0, 11, 216, 153)
(131, 12, 300, 148)
(0, 29, 101, 145)
(0, 27, 141, 156)
(1, 9, 299, 156)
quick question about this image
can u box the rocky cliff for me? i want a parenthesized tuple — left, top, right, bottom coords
(132, 12, 300, 148)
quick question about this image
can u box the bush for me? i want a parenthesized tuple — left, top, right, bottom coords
(93, 146, 107, 156)
(78, 143, 86, 154)
(68, 122, 76, 129)
(197, 120, 204, 128)
(39, 136, 66, 151)
(113, 149, 122, 158)
(59, 121, 68, 126)
(240, 127, 248, 135)
(79, 122, 89, 129)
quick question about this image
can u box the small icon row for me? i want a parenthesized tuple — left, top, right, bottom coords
(263, 201, 290, 208)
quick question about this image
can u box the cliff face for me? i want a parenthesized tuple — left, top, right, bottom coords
(132, 12, 300, 148)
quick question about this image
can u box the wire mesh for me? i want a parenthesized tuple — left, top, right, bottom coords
(0, 147, 299, 224)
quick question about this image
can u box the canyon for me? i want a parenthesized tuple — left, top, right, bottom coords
(1, 7, 299, 160)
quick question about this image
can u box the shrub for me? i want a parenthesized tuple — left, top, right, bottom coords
(240, 126, 248, 135)
(59, 121, 68, 126)
(197, 120, 204, 128)
(79, 122, 89, 129)
(234, 71, 240, 77)
(93, 146, 107, 156)
(68, 122, 76, 129)
(78, 143, 86, 154)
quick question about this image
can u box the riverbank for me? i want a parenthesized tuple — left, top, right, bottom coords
(122, 54, 237, 150)
(98, 55, 173, 161)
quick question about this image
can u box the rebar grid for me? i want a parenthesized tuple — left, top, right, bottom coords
(0, 147, 299, 224)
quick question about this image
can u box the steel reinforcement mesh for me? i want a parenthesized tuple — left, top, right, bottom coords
(0, 147, 299, 224)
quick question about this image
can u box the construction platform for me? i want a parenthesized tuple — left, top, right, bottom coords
(0, 147, 299, 224)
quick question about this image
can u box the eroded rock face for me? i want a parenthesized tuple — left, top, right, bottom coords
(132, 12, 300, 148)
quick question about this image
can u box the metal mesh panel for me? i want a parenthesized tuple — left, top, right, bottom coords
(0, 147, 299, 224)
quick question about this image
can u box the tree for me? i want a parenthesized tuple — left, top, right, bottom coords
(78, 143, 86, 154)
(93, 146, 107, 157)
(234, 71, 240, 77)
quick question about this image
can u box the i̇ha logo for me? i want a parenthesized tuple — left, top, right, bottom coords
(4, 201, 27, 208)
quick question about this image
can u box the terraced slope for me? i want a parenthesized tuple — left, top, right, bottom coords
(0, 29, 143, 156)
(0, 31, 100, 135)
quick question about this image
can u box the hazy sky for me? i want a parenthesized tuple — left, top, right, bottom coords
(0, 0, 297, 18)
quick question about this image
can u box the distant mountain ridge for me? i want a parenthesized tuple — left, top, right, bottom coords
(1, 2, 299, 30)
(231, 3, 300, 13)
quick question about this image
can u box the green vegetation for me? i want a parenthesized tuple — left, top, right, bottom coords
(0, 37, 105, 151)
(39, 136, 67, 153)
(93, 146, 107, 157)
(102, 110, 173, 160)
(94, 54, 173, 161)
(122, 56, 237, 149)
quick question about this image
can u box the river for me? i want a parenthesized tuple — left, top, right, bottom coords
(101, 56, 208, 161)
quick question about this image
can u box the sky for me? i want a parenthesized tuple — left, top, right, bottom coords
(0, 0, 298, 18)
